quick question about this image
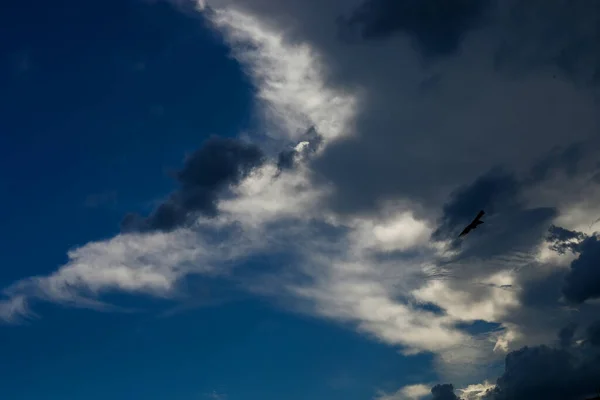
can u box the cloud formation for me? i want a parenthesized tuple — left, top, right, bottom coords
(121, 136, 265, 232)
(483, 331, 600, 400)
(562, 235, 600, 304)
(431, 384, 460, 400)
(342, 0, 490, 57)
(3, 1, 600, 398)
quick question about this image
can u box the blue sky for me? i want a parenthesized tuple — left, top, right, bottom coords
(1, 1, 600, 400)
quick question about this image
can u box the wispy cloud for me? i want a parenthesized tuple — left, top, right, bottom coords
(208, 5, 358, 143)
(375, 383, 431, 400)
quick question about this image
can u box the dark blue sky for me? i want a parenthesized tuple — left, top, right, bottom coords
(0, 0, 251, 283)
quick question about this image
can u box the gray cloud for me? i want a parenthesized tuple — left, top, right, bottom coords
(563, 235, 600, 304)
(558, 322, 578, 348)
(483, 340, 600, 400)
(546, 225, 588, 255)
(544, 226, 600, 304)
(309, 0, 599, 217)
(587, 320, 600, 347)
(121, 136, 265, 232)
(430, 167, 556, 269)
(432, 168, 522, 242)
(203, 0, 600, 218)
(431, 384, 461, 400)
(527, 143, 584, 184)
(518, 269, 566, 310)
(494, 0, 600, 87)
(341, 0, 491, 58)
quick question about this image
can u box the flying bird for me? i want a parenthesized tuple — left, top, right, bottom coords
(458, 210, 485, 238)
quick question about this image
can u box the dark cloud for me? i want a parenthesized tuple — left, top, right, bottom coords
(558, 323, 578, 348)
(563, 235, 600, 304)
(342, 0, 490, 57)
(431, 383, 460, 400)
(432, 168, 521, 242)
(121, 136, 265, 232)
(587, 320, 600, 347)
(495, 0, 600, 87)
(518, 269, 567, 310)
(431, 168, 555, 261)
(546, 225, 588, 255)
(483, 341, 600, 400)
(528, 143, 584, 183)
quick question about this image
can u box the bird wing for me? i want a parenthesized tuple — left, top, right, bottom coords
(459, 226, 471, 237)
(474, 210, 485, 220)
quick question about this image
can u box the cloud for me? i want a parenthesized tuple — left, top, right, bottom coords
(431, 168, 522, 242)
(528, 143, 584, 184)
(545, 225, 588, 255)
(276, 126, 324, 171)
(376, 383, 431, 400)
(494, 0, 600, 87)
(587, 320, 600, 347)
(431, 384, 460, 400)
(0, 224, 261, 321)
(4, 2, 600, 398)
(563, 235, 600, 304)
(207, 5, 358, 143)
(121, 136, 265, 232)
(342, 0, 490, 58)
(483, 341, 600, 400)
(459, 382, 495, 400)
(557, 322, 578, 348)
(0, 296, 31, 324)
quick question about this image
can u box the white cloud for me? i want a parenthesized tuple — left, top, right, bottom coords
(207, 5, 358, 143)
(0, 226, 255, 320)
(346, 209, 433, 253)
(375, 384, 431, 400)
(0, 296, 31, 324)
(459, 381, 495, 400)
(412, 271, 519, 323)
(219, 163, 325, 227)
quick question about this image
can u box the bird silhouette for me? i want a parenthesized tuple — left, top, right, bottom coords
(458, 210, 485, 238)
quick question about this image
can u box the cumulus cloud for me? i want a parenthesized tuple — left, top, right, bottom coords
(483, 341, 600, 400)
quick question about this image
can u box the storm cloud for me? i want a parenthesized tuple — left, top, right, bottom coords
(342, 0, 490, 57)
(563, 235, 600, 304)
(121, 136, 265, 232)
(431, 383, 461, 400)
(483, 340, 600, 400)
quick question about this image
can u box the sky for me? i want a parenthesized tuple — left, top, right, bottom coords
(1, 0, 600, 399)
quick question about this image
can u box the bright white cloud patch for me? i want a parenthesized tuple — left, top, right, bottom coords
(459, 381, 495, 400)
(208, 6, 358, 142)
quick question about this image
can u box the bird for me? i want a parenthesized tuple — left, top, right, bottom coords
(458, 210, 485, 238)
